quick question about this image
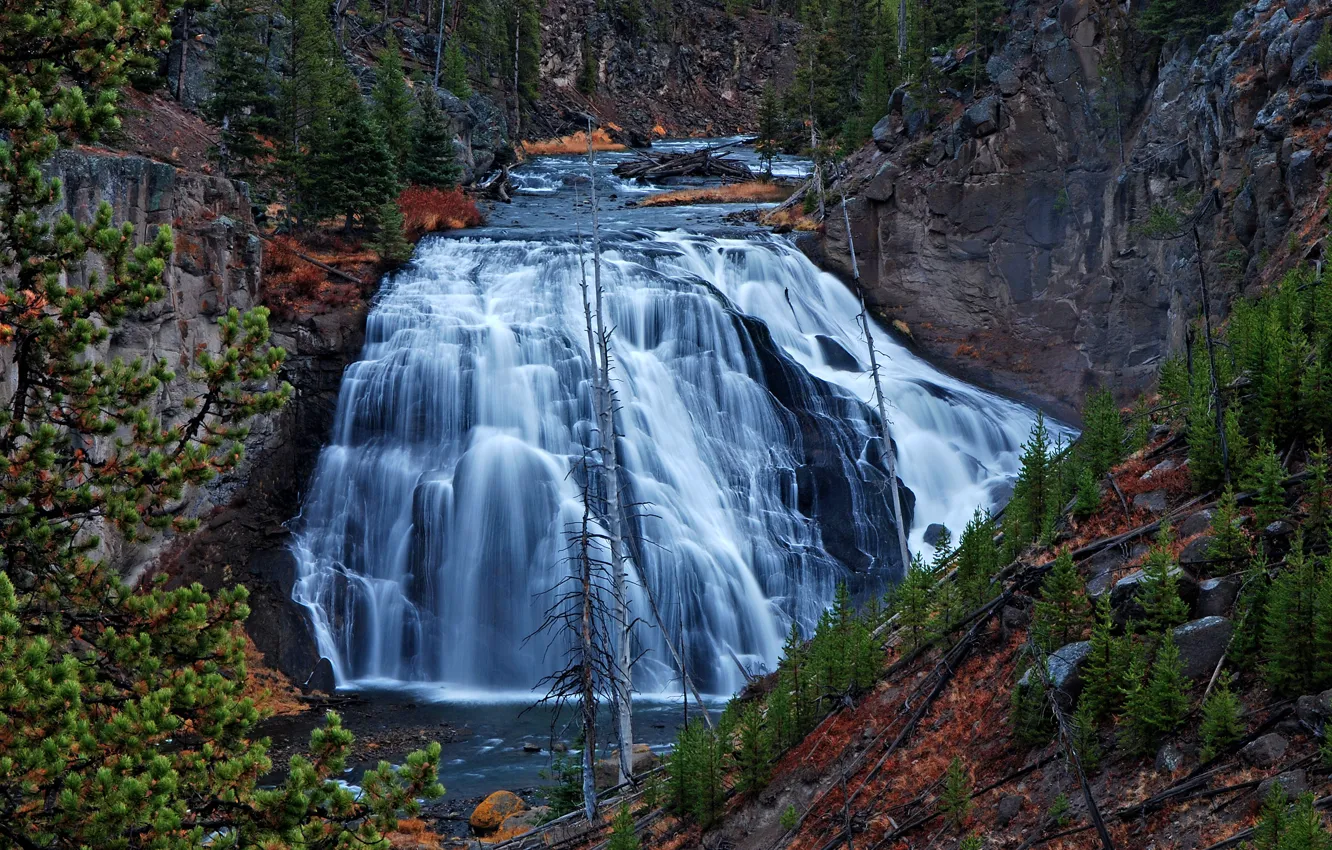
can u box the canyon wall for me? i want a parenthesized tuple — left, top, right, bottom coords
(817, 0, 1331, 421)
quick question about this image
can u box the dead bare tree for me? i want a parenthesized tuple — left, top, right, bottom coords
(579, 125, 634, 785)
(841, 198, 910, 570)
(531, 455, 618, 822)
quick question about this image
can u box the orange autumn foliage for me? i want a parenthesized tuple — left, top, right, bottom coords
(398, 186, 485, 238)
(519, 129, 626, 156)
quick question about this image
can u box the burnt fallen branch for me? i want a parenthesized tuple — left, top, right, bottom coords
(613, 148, 753, 181)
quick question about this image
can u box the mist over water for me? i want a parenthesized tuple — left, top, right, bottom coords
(290, 144, 1065, 700)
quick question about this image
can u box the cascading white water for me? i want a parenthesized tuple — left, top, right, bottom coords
(291, 150, 1065, 700)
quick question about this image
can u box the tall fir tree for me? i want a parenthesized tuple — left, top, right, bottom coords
(406, 88, 462, 188)
(1138, 523, 1189, 634)
(896, 554, 938, 651)
(1080, 389, 1125, 478)
(755, 84, 784, 176)
(1080, 595, 1128, 721)
(1032, 548, 1091, 652)
(1207, 486, 1251, 566)
(1263, 535, 1323, 695)
(308, 90, 400, 232)
(1013, 412, 1053, 543)
(373, 32, 416, 170)
(202, 0, 277, 179)
(442, 40, 473, 98)
(1198, 670, 1245, 760)
(1247, 438, 1288, 529)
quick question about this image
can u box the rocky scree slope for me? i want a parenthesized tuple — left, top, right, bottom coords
(816, 0, 1332, 421)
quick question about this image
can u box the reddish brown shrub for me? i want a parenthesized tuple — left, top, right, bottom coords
(398, 187, 484, 238)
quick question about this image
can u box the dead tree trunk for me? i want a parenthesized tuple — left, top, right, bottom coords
(842, 199, 910, 569)
(586, 124, 636, 787)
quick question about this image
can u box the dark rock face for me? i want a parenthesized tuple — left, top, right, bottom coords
(1017, 640, 1092, 701)
(535, 0, 800, 137)
(46, 149, 368, 684)
(817, 0, 1332, 419)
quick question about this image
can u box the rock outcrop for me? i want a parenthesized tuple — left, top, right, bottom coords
(819, 0, 1332, 419)
(41, 148, 367, 685)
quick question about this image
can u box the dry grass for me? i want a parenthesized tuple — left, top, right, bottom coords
(242, 635, 306, 717)
(636, 181, 792, 207)
(385, 818, 443, 849)
(761, 207, 821, 231)
(519, 129, 625, 156)
(398, 186, 485, 238)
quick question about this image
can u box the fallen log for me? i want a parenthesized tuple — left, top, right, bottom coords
(613, 148, 753, 181)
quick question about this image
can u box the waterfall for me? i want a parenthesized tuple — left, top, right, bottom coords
(290, 224, 1059, 698)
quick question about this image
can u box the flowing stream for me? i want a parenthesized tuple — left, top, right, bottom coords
(290, 139, 1066, 704)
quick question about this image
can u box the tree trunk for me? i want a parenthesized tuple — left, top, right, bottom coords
(176, 7, 191, 103)
(587, 123, 635, 788)
(433, 0, 448, 88)
(842, 199, 910, 569)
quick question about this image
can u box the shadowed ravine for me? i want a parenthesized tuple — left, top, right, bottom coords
(289, 141, 1066, 701)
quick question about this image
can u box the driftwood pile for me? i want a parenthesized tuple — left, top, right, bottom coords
(612, 147, 753, 181)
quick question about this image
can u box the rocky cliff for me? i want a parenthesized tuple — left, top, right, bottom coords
(534, 0, 800, 138)
(817, 0, 1331, 420)
(43, 148, 364, 687)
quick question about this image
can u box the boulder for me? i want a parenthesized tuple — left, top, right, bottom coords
(1240, 733, 1288, 768)
(864, 164, 898, 202)
(996, 794, 1023, 826)
(1178, 536, 1215, 568)
(1111, 568, 1200, 621)
(871, 115, 901, 152)
(1257, 769, 1308, 801)
(1196, 578, 1240, 618)
(470, 791, 526, 833)
(1178, 509, 1215, 539)
(986, 55, 1022, 95)
(303, 657, 337, 694)
(960, 96, 1002, 137)
(1155, 743, 1185, 773)
(1141, 458, 1178, 480)
(1171, 617, 1234, 679)
(1133, 490, 1169, 514)
(923, 523, 949, 547)
(1295, 689, 1332, 731)
(1017, 641, 1092, 701)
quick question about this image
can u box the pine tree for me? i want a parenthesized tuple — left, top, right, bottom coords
(1278, 794, 1332, 850)
(1231, 554, 1272, 670)
(781, 804, 799, 831)
(1307, 438, 1332, 543)
(1119, 638, 1156, 755)
(755, 83, 784, 175)
(608, 804, 641, 850)
(1263, 534, 1323, 695)
(939, 757, 973, 830)
(373, 33, 416, 169)
(1071, 700, 1102, 773)
(0, 5, 444, 841)
(1080, 595, 1128, 721)
(1011, 668, 1055, 746)
(371, 198, 413, 263)
(406, 89, 462, 188)
(1251, 782, 1289, 850)
(441, 40, 473, 98)
(1248, 438, 1288, 529)
(1081, 389, 1125, 478)
(202, 0, 277, 179)
(1014, 412, 1053, 543)
(734, 701, 772, 794)
(955, 509, 1000, 608)
(1199, 670, 1245, 760)
(1138, 523, 1189, 634)
(309, 90, 401, 232)
(577, 32, 598, 94)
(1207, 486, 1251, 565)
(1032, 549, 1091, 652)
(1146, 633, 1190, 740)
(1074, 465, 1102, 518)
(896, 554, 938, 652)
